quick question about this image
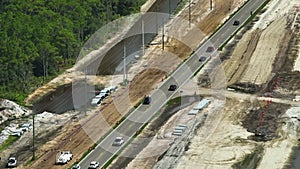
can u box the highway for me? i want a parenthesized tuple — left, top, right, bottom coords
(79, 0, 268, 168)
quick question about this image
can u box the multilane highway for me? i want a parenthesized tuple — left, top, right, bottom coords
(79, 0, 269, 168)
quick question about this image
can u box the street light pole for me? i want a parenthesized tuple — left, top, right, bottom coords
(162, 19, 165, 50)
(142, 19, 145, 56)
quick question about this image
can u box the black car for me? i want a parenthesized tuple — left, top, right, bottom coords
(199, 56, 207, 62)
(233, 20, 240, 26)
(168, 85, 177, 91)
(143, 96, 151, 104)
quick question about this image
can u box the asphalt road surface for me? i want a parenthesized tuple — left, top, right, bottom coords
(79, 0, 268, 168)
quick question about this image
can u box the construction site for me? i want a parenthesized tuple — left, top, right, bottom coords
(0, 0, 300, 168)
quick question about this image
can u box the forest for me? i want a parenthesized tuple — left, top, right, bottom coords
(0, 0, 146, 103)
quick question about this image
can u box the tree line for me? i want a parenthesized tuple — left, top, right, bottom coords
(0, 0, 146, 103)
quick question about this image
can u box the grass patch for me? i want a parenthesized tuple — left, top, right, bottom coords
(167, 96, 181, 106)
(173, 0, 189, 15)
(0, 135, 19, 153)
(24, 155, 39, 166)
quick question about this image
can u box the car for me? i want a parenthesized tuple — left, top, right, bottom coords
(206, 46, 214, 53)
(88, 161, 99, 169)
(95, 93, 106, 100)
(199, 56, 207, 62)
(7, 157, 17, 168)
(55, 151, 73, 165)
(72, 164, 81, 169)
(112, 137, 124, 146)
(233, 20, 240, 26)
(143, 96, 151, 104)
(61, 151, 73, 161)
(11, 132, 22, 137)
(107, 86, 118, 92)
(91, 98, 101, 106)
(168, 85, 177, 91)
(100, 88, 110, 96)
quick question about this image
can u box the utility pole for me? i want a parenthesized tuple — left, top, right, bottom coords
(156, 5, 159, 34)
(162, 19, 165, 50)
(123, 44, 127, 85)
(142, 19, 145, 56)
(32, 108, 35, 161)
(169, 0, 171, 15)
(189, 0, 191, 27)
(210, 0, 213, 10)
(106, 0, 111, 34)
(84, 67, 87, 116)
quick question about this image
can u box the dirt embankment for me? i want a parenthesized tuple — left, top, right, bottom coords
(222, 1, 300, 98)
(26, 66, 166, 168)
(223, 16, 289, 93)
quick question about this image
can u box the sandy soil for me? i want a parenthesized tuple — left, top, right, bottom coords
(223, 30, 261, 85)
(239, 17, 287, 85)
(223, 16, 288, 86)
(223, 0, 300, 87)
(175, 99, 255, 169)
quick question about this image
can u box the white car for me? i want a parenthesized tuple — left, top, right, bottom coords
(91, 98, 101, 106)
(112, 137, 124, 146)
(61, 151, 73, 161)
(88, 161, 99, 169)
(72, 164, 81, 169)
(55, 151, 73, 164)
(7, 157, 17, 168)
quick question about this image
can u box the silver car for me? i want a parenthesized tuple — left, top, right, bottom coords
(112, 137, 124, 146)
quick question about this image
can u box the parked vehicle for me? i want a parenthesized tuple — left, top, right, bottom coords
(61, 151, 73, 161)
(112, 137, 124, 146)
(91, 98, 102, 106)
(55, 151, 73, 165)
(88, 161, 99, 169)
(107, 86, 118, 92)
(7, 157, 17, 168)
(10, 132, 22, 137)
(143, 96, 151, 105)
(100, 89, 110, 96)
